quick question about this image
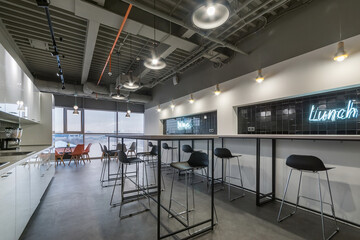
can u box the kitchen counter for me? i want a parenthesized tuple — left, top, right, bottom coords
(0, 145, 52, 174)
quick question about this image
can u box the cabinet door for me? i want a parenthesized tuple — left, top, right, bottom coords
(29, 159, 42, 214)
(15, 162, 31, 239)
(0, 168, 16, 240)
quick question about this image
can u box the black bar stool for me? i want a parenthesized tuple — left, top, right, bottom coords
(137, 145, 165, 188)
(115, 151, 150, 220)
(162, 142, 177, 166)
(277, 155, 339, 240)
(181, 144, 207, 183)
(213, 148, 245, 201)
(168, 151, 209, 226)
(100, 144, 118, 186)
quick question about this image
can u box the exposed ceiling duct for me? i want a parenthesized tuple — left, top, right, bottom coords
(34, 79, 151, 103)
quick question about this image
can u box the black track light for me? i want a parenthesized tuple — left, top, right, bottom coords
(51, 51, 59, 57)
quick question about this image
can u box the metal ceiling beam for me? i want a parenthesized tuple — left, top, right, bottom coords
(119, 0, 248, 55)
(81, 20, 100, 84)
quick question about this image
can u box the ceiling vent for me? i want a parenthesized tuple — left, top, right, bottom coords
(29, 39, 49, 51)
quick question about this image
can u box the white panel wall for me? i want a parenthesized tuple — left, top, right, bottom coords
(145, 34, 360, 224)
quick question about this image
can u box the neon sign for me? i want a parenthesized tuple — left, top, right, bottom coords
(177, 120, 192, 130)
(309, 100, 358, 122)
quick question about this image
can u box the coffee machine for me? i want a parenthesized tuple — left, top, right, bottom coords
(0, 127, 23, 150)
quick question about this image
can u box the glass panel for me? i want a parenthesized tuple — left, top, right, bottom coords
(53, 107, 64, 133)
(66, 109, 82, 132)
(53, 134, 83, 148)
(84, 134, 117, 158)
(118, 112, 144, 133)
(84, 110, 116, 133)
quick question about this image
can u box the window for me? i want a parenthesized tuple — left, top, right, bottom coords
(118, 112, 144, 133)
(53, 134, 83, 148)
(85, 110, 116, 133)
(66, 109, 82, 132)
(52, 107, 64, 133)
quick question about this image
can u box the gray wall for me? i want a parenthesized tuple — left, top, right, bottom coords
(147, 0, 360, 108)
(54, 95, 145, 113)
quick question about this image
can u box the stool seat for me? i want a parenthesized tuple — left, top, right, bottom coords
(170, 162, 193, 171)
(287, 155, 334, 172)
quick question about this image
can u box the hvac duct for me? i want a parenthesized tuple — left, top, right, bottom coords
(34, 79, 151, 103)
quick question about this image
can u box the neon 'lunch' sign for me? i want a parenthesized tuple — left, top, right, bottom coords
(309, 100, 358, 122)
(177, 120, 192, 130)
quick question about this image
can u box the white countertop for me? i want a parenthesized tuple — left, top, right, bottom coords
(0, 145, 52, 174)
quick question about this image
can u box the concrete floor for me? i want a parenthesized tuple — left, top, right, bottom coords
(21, 160, 360, 240)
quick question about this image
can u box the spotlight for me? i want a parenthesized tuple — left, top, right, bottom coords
(334, 41, 348, 62)
(255, 69, 264, 83)
(157, 105, 161, 112)
(108, 72, 113, 77)
(51, 51, 59, 57)
(189, 94, 195, 104)
(214, 84, 221, 96)
(170, 101, 175, 110)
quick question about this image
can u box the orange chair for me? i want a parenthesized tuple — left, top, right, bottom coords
(69, 144, 85, 167)
(55, 149, 65, 166)
(83, 143, 92, 162)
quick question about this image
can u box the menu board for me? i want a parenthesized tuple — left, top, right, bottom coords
(238, 87, 360, 135)
(163, 111, 217, 135)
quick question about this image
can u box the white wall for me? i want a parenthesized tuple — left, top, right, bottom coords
(144, 34, 360, 224)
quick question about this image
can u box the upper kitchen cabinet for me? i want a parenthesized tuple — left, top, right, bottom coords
(0, 43, 40, 123)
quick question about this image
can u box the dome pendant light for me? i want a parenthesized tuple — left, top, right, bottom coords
(112, 89, 126, 100)
(144, 0, 166, 70)
(192, 0, 230, 29)
(189, 94, 195, 104)
(214, 84, 221, 96)
(255, 69, 264, 83)
(333, 41, 348, 62)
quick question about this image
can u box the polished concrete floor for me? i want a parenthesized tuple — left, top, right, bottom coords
(21, 160, 360, 240)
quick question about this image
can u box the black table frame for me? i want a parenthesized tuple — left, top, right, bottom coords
(107, 135, 216, 240)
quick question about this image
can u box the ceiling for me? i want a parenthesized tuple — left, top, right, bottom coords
(0, 0, 312, 101)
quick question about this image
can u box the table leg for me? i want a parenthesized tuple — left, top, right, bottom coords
(157, 139, 161, 240)
(211, 138, 214, 229)
(256, 138, 260, 206)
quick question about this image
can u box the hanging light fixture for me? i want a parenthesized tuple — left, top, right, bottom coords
(214, 84, 221, 96)
(192, 0, 230, 29)
(157, 105, 161, 112)
(189, 94, 195, 104)
(108, 55, 113, 76)
(170, 100, 175, 110)
(73, 95, 79, 115)
(125, 101, 131, 118)
(112, 89, 126, 100)
(333, 41, 348, 62)
(124, 36, 142, 89)
(255, 69, 264, 83)
(144, 0, 166, 70)
(123, 72, 141, 89)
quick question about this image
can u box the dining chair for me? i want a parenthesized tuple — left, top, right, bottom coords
(55, 149, 65, 166)
(69, 144, 85, 167)
(83, 143, 92, 162)
(127, 142, 136, 157)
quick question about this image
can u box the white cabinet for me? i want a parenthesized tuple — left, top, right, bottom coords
(0, 168, 16, 240)
(15, 162, 31, 239)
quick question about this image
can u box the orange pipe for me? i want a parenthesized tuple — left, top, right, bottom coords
(97, 4, 133, 85)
